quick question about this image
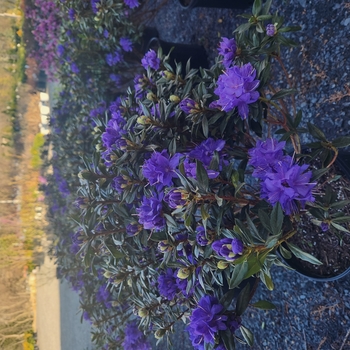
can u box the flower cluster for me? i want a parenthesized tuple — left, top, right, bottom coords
(188, 295, 241, 349)
(249, 139, 316, 214)
(214, 63, 260, 119)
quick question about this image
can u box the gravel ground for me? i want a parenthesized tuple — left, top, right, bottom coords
(147, 1, 350, 349)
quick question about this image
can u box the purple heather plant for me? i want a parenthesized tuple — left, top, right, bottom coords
(260, 162, 316, 214)
(214, 63, 260, 119)
(141, 49, 161, 70)
(218, 37, 237, 68)
(123, 0, 140, 9)
(142, 150, 181, 189)
(137, 193, 166, 231)
(157, 268, 178, 300)
(248, 138, 287, 179)
(212, 238, 244, 261)
(180, 98, 199, 114)
(188, 295, 228, 348)
(122, 321, 151, 350)
(189, 138, 226, 167)
(120, 37, 133, 52)
(266, 23, 277, 36)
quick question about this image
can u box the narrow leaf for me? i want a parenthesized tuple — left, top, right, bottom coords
(252, 300, 276, 310)
(240, 326, 254, 346)
(229, 262, 249, 289)
(286, 242, 323, 265)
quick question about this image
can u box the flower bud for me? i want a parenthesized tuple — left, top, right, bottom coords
(177, 267, 191, 279)
(146, 92, 157, 101)
(154, 329, 166, 339)
(103, 271, 113, 278)
(217, 261, 229, 270)
(157, 240, 172, 253)
(137, 115, 151, 125)
(138, 308, 149, 318)
(169, 95, 180, 103)
(164, 71, 175, 80)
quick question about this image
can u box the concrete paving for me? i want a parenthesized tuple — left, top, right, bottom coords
(35, 237, 93, 350)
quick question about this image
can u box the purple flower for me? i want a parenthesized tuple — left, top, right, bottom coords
(189, 138, 226, 167)
(261, 162, 316, 214)
(96, 285, 112, 309)
(180, 98, 198, 114)
(188, 295, 228, 347)
(321, 222, 329, 232)
(120, 37, 133, 52)
(70, 62, 79, 74)
(68, 8, 75, 21)
(123, 321, 151, 350)
(196, 226, 210, 246)
(126, 223, 139, 236)
(142, 150, 181, 189)
(164, 188, 187, 209)
(91, 0, 100, 13)
(183, 159, 220, 179)
(266, 24, 276, 37)
(158, 268, 178, 300)
(214, 63, 260, 119)
(103, 29, 109, 38)
(101, 118, 127, 150)
(106, 51, 123, 66)
(248, 139, 287, 179)
(137, 193, 165, 231)
(218, 37, 237, 68)
(112, 176, 128, 193)
(123, 0, 139, 9)
(212, 238, 244, 261)
(57, 44, 65, 57)
(109, 73, 121, 85)
(141, 49, 160, 70)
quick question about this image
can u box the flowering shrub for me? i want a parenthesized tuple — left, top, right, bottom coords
(45, 0, 350, 349)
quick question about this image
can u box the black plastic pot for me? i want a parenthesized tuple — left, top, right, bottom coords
(279, 152, 350, 282)
(179, 0, 254, 9)
(146, 37, 209, 73)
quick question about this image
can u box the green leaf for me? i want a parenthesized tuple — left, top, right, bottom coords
(278, 244, 292, 259)
(252, 0, 262, 16)
(257, 15, 273, 21)
(331, 215, 350, 223)
(285, 242, 323, 265)
(270, 203, 283, 236)
(294, 110, 303, 127)
(234, 22, 252, 34)
(278, 26, 302, 32)
(196, 160, 209, 191)
(202, 115, 208, 138)
(330, 222, 350, 233)
(332, 136, 350, 148)
(221, 330, 236, 350)
(246, 214, 264, 242)
(252, 300, 276, 310)
(307, 122, 328, 141)
(260, 272, 274, 290)
(240, 325, 254, 346)
(270, 89, 297, 100)
(245, 252, 268, 278)
(235, 281, 251, 316)
(219, 289, 237, 311)
(311, 167, 329, 182)
(262, 0, 272, 14)
(258, 209, 271, 232)
(229, 262, 249, 289)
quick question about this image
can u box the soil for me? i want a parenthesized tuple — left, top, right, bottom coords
(287, 159, 350, 279)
